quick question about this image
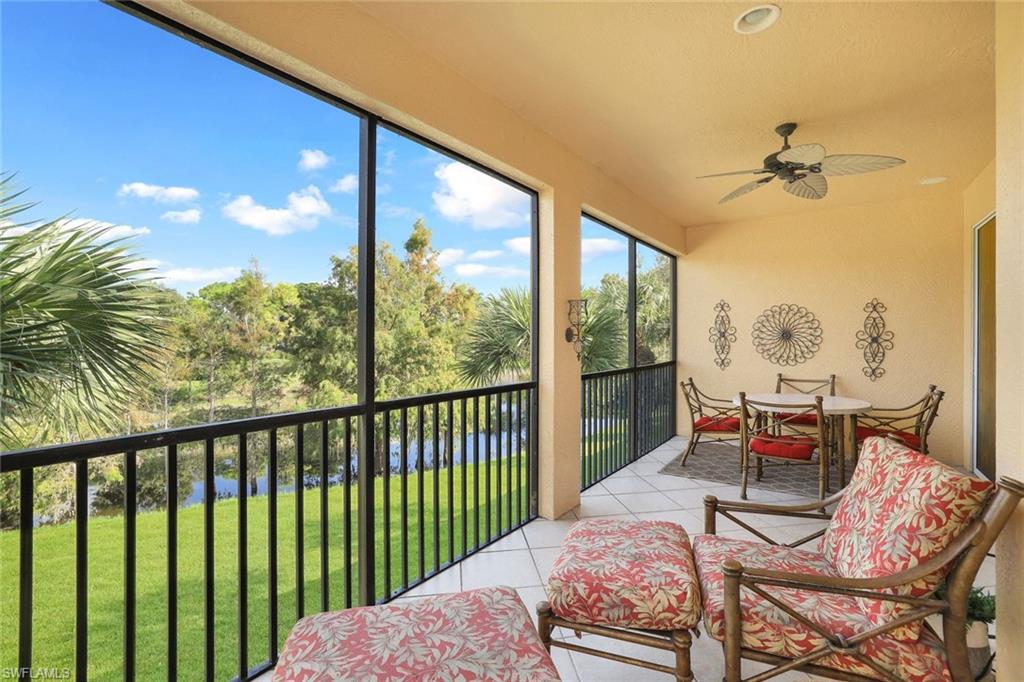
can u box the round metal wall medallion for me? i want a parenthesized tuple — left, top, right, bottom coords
(751, 303, 822, 366)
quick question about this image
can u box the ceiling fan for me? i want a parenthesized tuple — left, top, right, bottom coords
(699, 122, 905, 204)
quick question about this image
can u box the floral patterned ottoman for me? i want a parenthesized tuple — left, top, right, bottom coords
(546, 518, 701, 631)
(540, 518, 701, 681)
(273, 585, 561, 681)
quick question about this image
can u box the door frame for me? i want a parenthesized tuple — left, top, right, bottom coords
(971, 210, 997, 479)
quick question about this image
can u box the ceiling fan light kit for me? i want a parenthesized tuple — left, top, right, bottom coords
(699, 122, 906, 204)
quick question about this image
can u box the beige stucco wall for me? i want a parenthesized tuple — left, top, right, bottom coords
(961, 159, 995, 462)
(678, 192, 966, 466)
(150, 0, 685, 520)
(994, 1, 1024, 670)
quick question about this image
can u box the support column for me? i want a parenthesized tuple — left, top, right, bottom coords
(995, 2, 1024, 672)
(537, 187, 582, 519)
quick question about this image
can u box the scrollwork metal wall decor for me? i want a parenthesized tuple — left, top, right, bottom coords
(751, 303, 822, 366)
(709, 299, 737, 369)
(856, 298, 894, 381)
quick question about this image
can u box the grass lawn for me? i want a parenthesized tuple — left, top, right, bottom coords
(0, 456, 531, 681)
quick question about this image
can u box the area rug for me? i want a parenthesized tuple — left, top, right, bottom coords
(658, 440, 851, 498)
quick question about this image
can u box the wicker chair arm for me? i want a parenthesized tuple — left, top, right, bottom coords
(706, 491, 843, 515)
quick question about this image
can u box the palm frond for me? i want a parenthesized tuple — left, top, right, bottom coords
(1, 175, 167, 448)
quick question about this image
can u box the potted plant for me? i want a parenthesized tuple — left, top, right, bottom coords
(965, 587, 995, 680)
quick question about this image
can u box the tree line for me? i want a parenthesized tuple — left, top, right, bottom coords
(0, 178, 671, 526)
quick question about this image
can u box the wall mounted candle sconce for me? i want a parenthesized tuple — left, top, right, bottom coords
(566, 299, 588, 361)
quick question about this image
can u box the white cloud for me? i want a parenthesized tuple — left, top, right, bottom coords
(454, 263, 529, 278)
(161, 208, 202, 224)
(432, 162, 529, 229)
(468, 250, 503, 261)
(435, 248, 465, 267)
(5, 217, 151, 240)
(156, 266, 242, 289)
(379, 203, 412, 218)
(503, 236, 531, 256)
(222, 185, 331, 236)
(581, 237, 626, 260)
(117, 182, 199, 203)
(298, 149, 331, 171)
(329, 173, 358, 194)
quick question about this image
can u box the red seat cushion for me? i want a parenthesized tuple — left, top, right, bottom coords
(749, 434, 817, 460)
(547, 518, 701, 630)
(855, 426, 921, 450)
(274, 586, 561, 681)
(694, 415, 741, 432)
(776, 411, 818, 426)
(692, 534, 953, 682)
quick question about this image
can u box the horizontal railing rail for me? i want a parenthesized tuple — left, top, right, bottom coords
(581, 361, 675, 490)
(1, 381, 538, 681)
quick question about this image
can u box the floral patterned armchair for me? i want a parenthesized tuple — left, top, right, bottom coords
(695, 436, 1023, 682)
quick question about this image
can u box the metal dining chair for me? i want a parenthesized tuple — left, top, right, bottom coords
(738, 392, 830, 500)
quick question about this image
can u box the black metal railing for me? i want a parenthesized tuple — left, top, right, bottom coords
(0, 381, 537, 681)
(580, 361, 675, 490)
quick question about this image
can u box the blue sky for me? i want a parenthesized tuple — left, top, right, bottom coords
(2, 1, 627, 295)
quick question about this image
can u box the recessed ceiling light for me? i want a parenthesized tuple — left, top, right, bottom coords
(734, 5, 781, 34)
(919, 176, 948, 186)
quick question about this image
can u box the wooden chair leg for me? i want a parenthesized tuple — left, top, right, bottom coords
(536, 601, 553, 652)
(722, 560, 743, 682)
(818, 453, 828, 500)
(672, 630, 693, 682)
(755, 456, 763, 481)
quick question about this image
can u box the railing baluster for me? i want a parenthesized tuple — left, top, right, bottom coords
(495, 393, 503, 534)
(125, 451, 137, 681)
(417, 405, 425, 581)
(204, 438, 215, 682)
(18, 467, 33, 675)
(446, 400, 455, 564)
(343, 419, 353, 609)
(238, 435, 249, 681)
(473, 396, 480, 550)
(76, 458, 89, 680)
(383, 411, 392, 598)
(485, 394, 492, 542)
(460, 399, 468, 558)
(320, 421, 329, 612)
(432, 401, 440, 572)
(399, 408, 408, 591)
(295, 425, 304, 620)
(268, 429, 279, 660)
(506, 392, 513, 528)
(516, 389, 523, 524)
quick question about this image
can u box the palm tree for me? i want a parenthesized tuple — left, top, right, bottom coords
(457, 286, 628, 386)
(1, 175, 165, 449)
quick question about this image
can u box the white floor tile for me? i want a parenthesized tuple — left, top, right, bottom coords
(633, 509, 706, 535)
(663, 485, 738, 509)
(574, 494, 630, 517)
(580, 482, 611, 497)
(601, 475, 657, 494)
(523, 517, 578, 548)
(615, 490, 681, 513)
(460, 548, 542, 589)
(480, 528, 528, 552)
(531, 546, 562, 584)
(627, 459, 670, 476)
(640, 473, 708, 492)
(402, 566, 462, 596)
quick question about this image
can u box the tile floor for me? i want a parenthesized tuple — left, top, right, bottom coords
(267, 435, 998, 681)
